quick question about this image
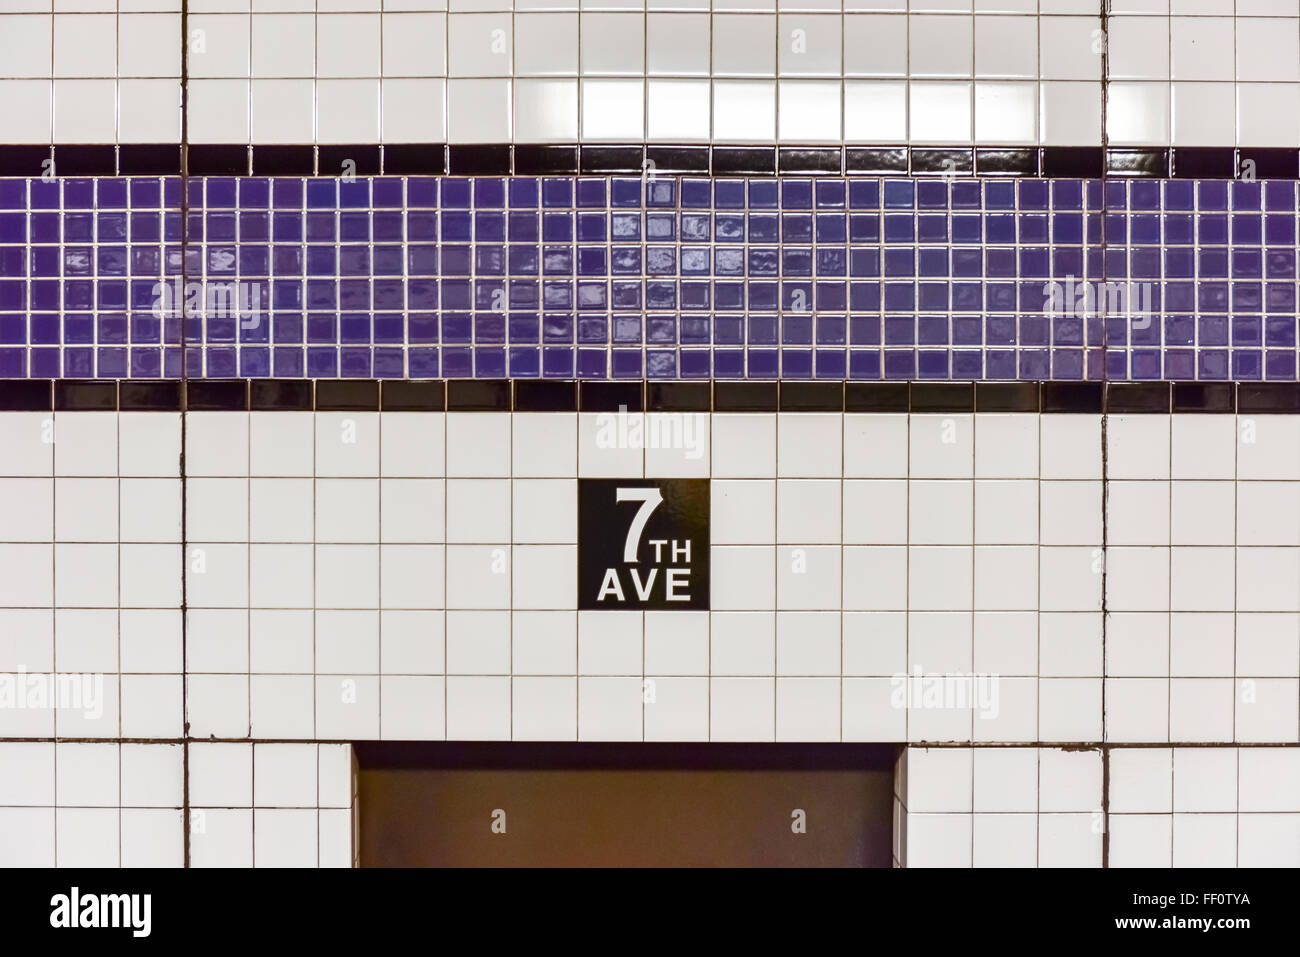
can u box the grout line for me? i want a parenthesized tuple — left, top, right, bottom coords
(1099, 0, 1112, 871)
(179, 0, 191, 872)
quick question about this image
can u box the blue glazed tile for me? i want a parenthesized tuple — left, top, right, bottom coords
(11, 172, 1300, 382)
(541, 346, 572, 377)
(681, 179, 711, 209)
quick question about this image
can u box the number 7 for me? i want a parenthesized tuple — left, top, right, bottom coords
(616, 487, 663, 563)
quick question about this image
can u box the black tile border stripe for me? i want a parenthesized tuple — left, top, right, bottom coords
(909, 382, 975, 413)
(316, 378, 380, 411)
(1172, 382, 1235, 414)
(252, 145, 316, 177)
(382, 380, 445, 412)
(580, 381, 643, 413)
(1237, 383, 1300, 414)
(0, 146, 54, 178)
(447, 144, 512, 176)
(647, 381, 710, 413)
(1042, 382, 1104, 414)
(446, 379, 510, 411)
(186, 379, 248, 411)
(911, 148, 973, 176)
(53, 145, 118, 177)
(319, 145, 381, 177)
(845, 382, 909, 413)
(18, 145, 1300, 178)
(119, 144, 184, 176)
(120, 381, 183, 411)
(714, 381, 777, 412)
(976, 382, 1041, 413)
(186, 145, 250, 177)
(0, 380, 53, 411)
(514, 145, 578, 176)
(380, 144, 446, 177)
(54, 380, 117, 411)
(250, 379, 313, 411)
(1106, 382, 1172, 414)
(1106, 149, 1169, 178)
(12, 379, 1300, 414)
(646, 146, 710, 175)
(779, 381, 844, 412)
(515, 380, 578, 412)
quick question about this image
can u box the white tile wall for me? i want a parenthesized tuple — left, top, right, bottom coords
(4, 409, 1299, 868)
(188, 742, 354, 867)
(1108, 2, 1300, 147)
(0, 741, 183, 867)
(0, 2, 183, 143)
(0, 740, 355, 867)
(903, 744, 1300, 868)
(23, 2, 1276, 144)
(14, 2, 1300, 146)
(4, 409, 1296, 747)
(1108, 746, 1300, 867)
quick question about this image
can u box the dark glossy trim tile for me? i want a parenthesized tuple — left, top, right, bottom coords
(514, 379, 578, 412)
(711, 147, 776, 176)
(647, 381, 711, 413)
(1041, 381, 1104, 413)
(1041, 147, 1103, 179)
(32, 380, 1300, 415)
(448, 144, 511, 175)
(54, 380, 116, 411)
(645, 146, 709, 174)
(580, 146, 643, 174)
(0, 145, 52, 177)
(1107, 149, 1170, 178)
(53, 145, 117, 176)
(381, 380, 445, 412)
(380, 144, 446, 176)
(24, 143, 1300, 179)
(186, 380, 249, 411)
(252, 145, 315, 176)
(912, 148, 972, 176)
(118, 144, 183, 176)
(1172, 147, 1236, 180)
(976, 382, 1040, 413)
(319, 145, 380, 177)
(845, 147, 908, 175)
(976, 148, 1038, 177)
(713, 381, 777, 412)
(845, 382, 909, 413)
(316, 378, 380, 411)
(120, 381, 182, 411)
(1172, 382, 1234, 414)
(909, 382, 974, 413)
(1237, 383, 1300, 414)
(778, 147, 842, 175)
(514, 145, 579, 175)
(779, 381, 843, 412)
(250, 379, 313, 411)
(447, 378, 510, 411)
(580, 380, 643, 413)
(0, 380, 53, 411)
(1236, 148, 1299, 180)
(187, 145, 250, 177)
(1107, 382, 1171, 414)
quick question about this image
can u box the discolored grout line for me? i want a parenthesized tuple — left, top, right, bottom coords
(1098, 0, 1112, 871)
(179, 0, 191, 870)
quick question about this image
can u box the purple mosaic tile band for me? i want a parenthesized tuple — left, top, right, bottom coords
(0, 175, 1297, 381)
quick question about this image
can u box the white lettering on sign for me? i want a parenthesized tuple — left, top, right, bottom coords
(615, 486, 662, 562)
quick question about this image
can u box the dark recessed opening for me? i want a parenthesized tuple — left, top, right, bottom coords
(355, 742, 899, 868)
